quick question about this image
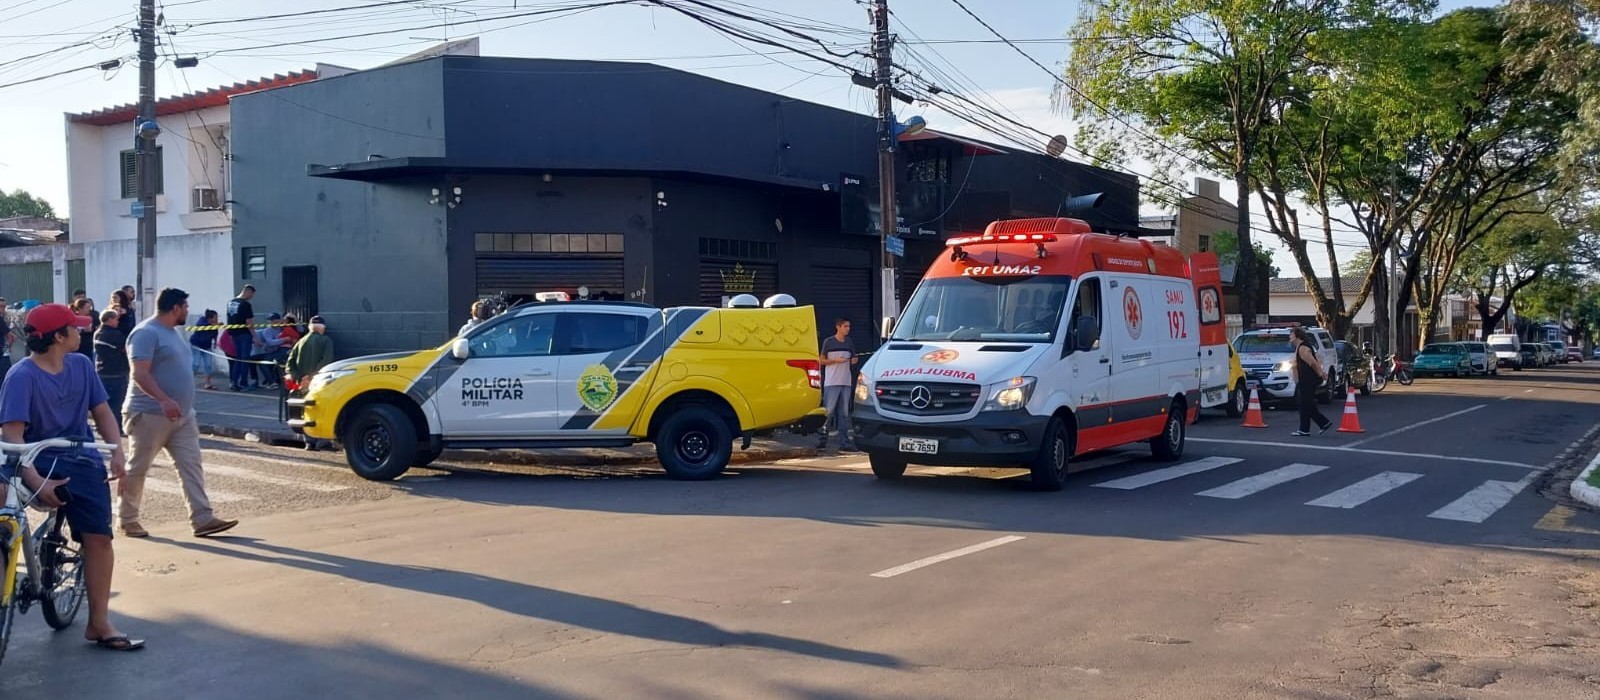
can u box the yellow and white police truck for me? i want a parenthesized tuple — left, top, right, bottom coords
(287, 296, 826, 481)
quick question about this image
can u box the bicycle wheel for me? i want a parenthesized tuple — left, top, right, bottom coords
(38, 514, 86, 630)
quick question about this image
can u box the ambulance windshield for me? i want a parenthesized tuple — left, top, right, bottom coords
(893, 275, 1071, 343)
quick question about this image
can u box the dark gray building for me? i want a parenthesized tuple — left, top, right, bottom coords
(230, 55, 1142, 357)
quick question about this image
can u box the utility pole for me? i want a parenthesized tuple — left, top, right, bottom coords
(872, 0, 898, 337)
(134, 0, 160, 320)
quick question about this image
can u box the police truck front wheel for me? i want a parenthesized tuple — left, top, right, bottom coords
(1028, 418, 1071, 491)
(656, 406, 733, 480)
(344, 403, 417, 481)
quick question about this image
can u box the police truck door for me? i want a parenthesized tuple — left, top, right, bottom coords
(552, 310, 658, 436)
(437, 311, 562, 437)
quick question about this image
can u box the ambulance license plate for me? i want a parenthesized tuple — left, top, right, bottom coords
(898, 437, 939, 455)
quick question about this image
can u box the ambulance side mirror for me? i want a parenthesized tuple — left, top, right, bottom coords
(451, 338, 470, 361)
(1071, 317, 1100, 352)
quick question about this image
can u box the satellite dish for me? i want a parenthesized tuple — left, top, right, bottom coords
(1045, 134, 1068, 158)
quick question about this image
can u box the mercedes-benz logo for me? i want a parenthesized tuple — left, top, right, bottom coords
(909, 385, 933, 410)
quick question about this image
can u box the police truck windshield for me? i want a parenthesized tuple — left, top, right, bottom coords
(1235, 335, 1293, 354)
(892, 275, 1071, 343)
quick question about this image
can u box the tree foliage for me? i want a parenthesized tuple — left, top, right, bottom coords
(0, 189, 55, 220)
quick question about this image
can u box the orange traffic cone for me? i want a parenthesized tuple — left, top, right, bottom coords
(1241, 387, 1268, 428)
(1336, 389, 1365, 433)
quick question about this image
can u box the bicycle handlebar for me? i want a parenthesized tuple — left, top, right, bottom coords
(0, 439, 118, 471)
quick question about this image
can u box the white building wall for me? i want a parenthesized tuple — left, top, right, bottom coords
(83, 231, 233, 322)
(1270, 293, 1376, 325)
(67, 105, 231, 246)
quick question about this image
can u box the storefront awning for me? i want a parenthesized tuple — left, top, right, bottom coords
(306, 157, 839, 191)
(897, 129, 1007, 156)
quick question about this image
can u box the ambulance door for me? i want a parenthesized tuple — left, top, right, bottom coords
(1193, 255, 1230, 408)
(1060, 276, 1115, 453)
(1105, 274, 1161, 436)
(437, 310, 562, 437)
(553, 310, 659, 437)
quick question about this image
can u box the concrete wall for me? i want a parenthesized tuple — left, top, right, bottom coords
(1270, 292, 1377, 325)
(229, 59, 449, 358)
(82, 232, 233, 322)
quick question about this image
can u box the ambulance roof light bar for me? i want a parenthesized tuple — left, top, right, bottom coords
(945, 232, 1058, 247)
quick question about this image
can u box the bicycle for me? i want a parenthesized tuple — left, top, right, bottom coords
(0, 438, 116, 667)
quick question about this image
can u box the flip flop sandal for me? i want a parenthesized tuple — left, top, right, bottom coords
(91, 636, 146, 651)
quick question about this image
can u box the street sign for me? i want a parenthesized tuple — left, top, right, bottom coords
(130, 201, 146, 218)
(886, 235, 905, 257)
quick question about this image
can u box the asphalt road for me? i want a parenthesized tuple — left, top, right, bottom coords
(4, 363, 1599, 699)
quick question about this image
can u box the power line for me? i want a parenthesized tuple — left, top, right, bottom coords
(0, 58, 117, 91)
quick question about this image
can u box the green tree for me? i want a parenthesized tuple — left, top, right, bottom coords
(0, 189, 56, 220)
(1454, 209, 1577, 339)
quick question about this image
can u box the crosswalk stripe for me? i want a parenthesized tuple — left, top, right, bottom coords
(1427, 479, 1527, 523)
(1198, 463, 1328, 499)
(201, 449, 350, 474)
(197, 463, 349, 492)
(139, 475, 250, 503)
(1091, 456, 1242, 490)
(1306, 471, 1423, 509)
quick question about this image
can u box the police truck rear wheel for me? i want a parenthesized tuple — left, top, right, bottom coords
(1225, 383, 1246, 418)
(657, 406, 733, 480)
(345, 404, 417, 481)
(869, 453, 906, 479)
(1028, 418, 1071, 491)
(1150, 403, 1185, 461)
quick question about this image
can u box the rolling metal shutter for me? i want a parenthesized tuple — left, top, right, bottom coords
(809, 265, 875, 351)
(475, 256, 625, 300)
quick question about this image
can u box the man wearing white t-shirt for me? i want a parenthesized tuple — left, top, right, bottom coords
(818, 318, 858, 452)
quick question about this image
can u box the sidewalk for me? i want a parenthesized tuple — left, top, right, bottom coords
(192, 388, 821, 467)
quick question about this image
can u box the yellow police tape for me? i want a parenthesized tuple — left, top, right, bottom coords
(186, 322, 301, 332)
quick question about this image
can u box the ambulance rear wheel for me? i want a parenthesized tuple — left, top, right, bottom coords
(657, 406, 733, 480)
(869, 454, 906, 479)
(1224, 383, 1246, 418)
(1150, 402, 1185, 461)
(344, 403, 416, 481)
(1027, 417, 1071, 492)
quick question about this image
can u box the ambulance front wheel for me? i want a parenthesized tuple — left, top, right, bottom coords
(869, 453, 906, 479)
(657, 406, 734, 480)
(1027, 417, 1071, 492)
(344, 403, 417, 481)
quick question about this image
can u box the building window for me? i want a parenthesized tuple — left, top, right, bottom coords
(697, 237, 776, 261)
(241, 246, 266, 280)
(475, 233, 623, 254)
(1198, 235, 1210, 253)
(119, 148, 164, 199)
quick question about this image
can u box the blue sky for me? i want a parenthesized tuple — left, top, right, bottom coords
(0, 0, 1490, 272)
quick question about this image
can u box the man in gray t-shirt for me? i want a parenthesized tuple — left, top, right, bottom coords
(818, 318, 858, 451)
(117, 288, 239, 539)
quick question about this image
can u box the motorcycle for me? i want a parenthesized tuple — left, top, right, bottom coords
(1376, 353, 1413, 386)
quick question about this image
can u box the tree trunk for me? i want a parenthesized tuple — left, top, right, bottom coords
(1373, 250, 1391, 357)
(1232, 169, 1257, 324)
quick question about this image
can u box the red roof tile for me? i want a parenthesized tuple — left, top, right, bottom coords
(67, 69, 319, 126)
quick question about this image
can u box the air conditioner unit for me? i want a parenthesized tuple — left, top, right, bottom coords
(191, 187, 222, 211)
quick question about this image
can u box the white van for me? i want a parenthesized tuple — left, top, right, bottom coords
(1487, 333, 1522, 370)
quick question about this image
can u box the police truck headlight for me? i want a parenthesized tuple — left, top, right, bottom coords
(308, 369, 356, 394)
(854, 377, 872, 404)
(984, 376, 1036, 412)
(1275, 359, 1294, 372)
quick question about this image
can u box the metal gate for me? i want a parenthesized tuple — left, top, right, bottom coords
(475, 256, 625, 301)
(0, 262, 51, 304)
(808, 266, 875, 351)
(282, 265, 319, 321)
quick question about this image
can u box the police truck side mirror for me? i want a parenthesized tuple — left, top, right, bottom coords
(1074, 317, 1100, 352)
(451, 338, 470, 361)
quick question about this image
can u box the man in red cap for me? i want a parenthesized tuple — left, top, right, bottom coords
(0, 303, 140, 650)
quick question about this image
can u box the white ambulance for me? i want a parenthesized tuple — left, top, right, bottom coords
(852, 217, 1230, 490)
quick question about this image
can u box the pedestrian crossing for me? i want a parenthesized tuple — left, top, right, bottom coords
(133, 452, 356, 507)
(792, 451, 1542, 526)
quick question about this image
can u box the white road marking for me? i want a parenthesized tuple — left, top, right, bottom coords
(1306, 471, 1424, 509)
(1185, 438, 1537, 470)
(190, 463, 349, 492)
(1198, 463, 1328, 499)
(1091, 457, 1243, 490)
(1428, 478, 1531, 523)
(139, 474, 249, 503)
(870, 535, 1026, 578)
(201, 449, 350, 474)
(1344, 404, 1487, 448)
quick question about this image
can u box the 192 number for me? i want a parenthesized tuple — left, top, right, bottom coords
(1167, 311, 1188, 339)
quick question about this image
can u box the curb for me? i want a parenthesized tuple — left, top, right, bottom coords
(196, 421, 820, 467)
(1571, 450, 1600, 511)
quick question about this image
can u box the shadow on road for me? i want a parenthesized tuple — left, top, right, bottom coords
(0, 610, 572, 699)
(159, 536, 904, 670)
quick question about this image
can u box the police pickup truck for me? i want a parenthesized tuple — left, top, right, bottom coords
(287, 295, 826, 481)
(1232, 325, 1343, 404)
